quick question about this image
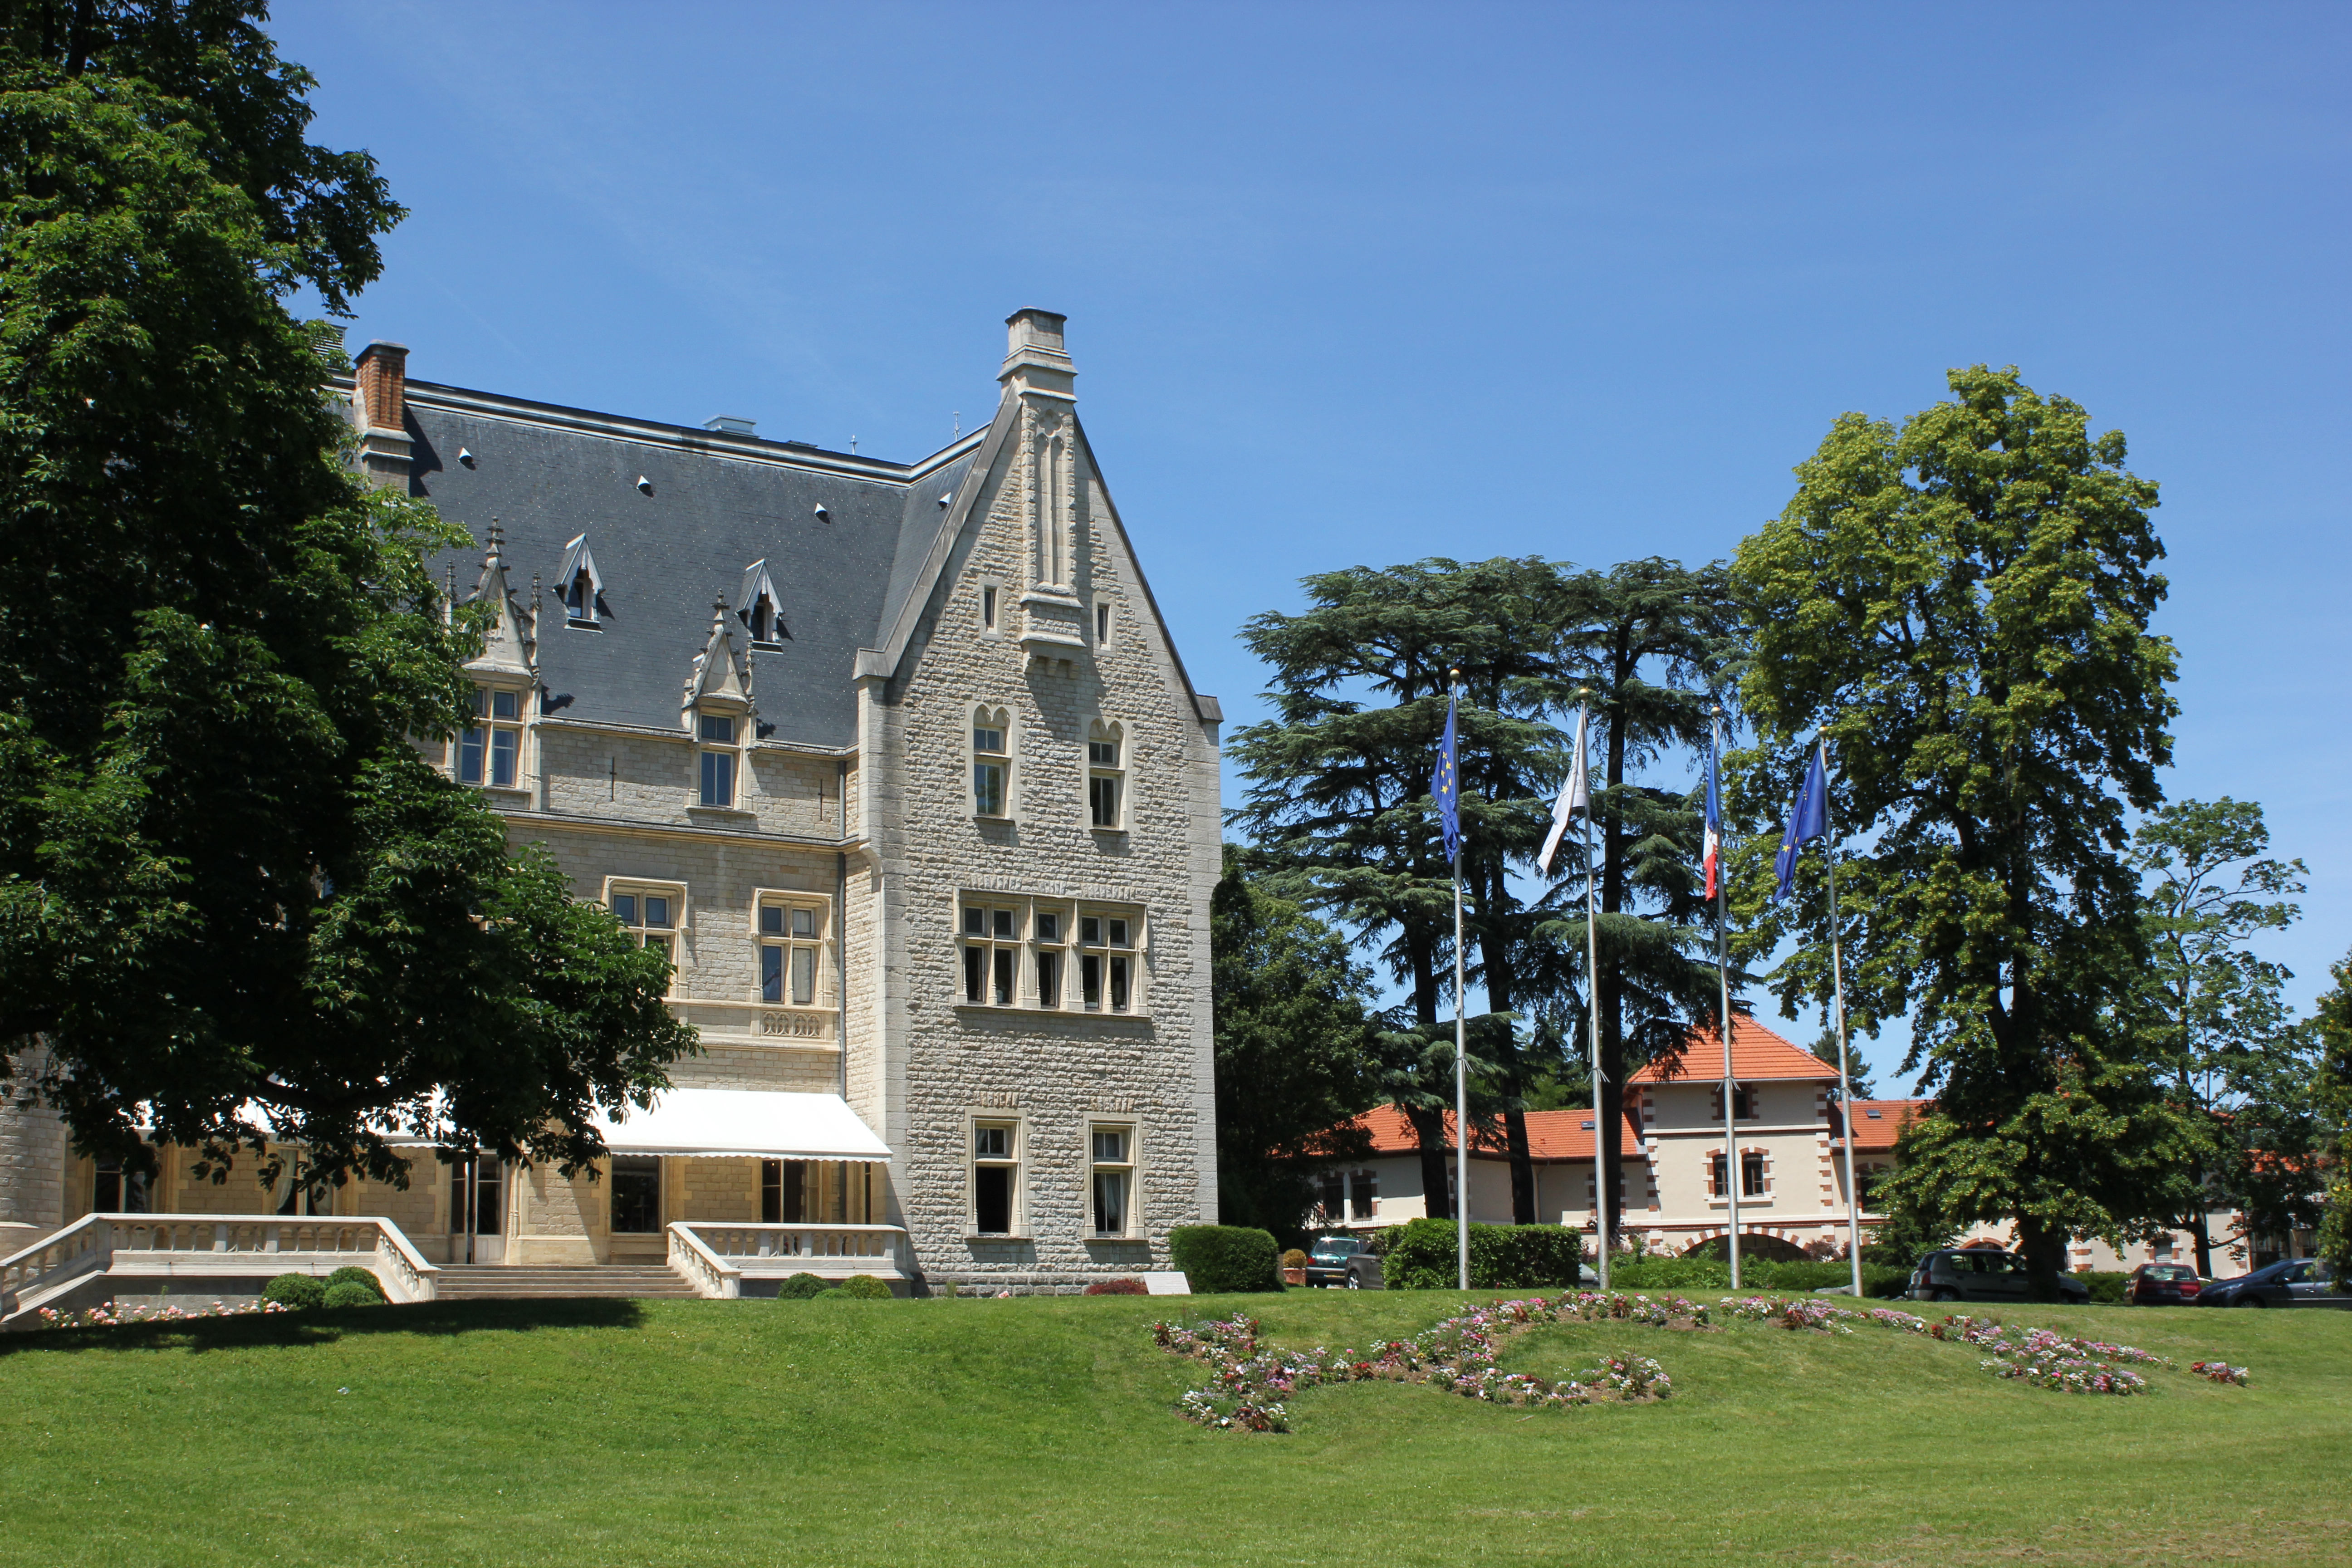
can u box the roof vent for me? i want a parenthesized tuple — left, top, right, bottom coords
(705, 416, 756, 437)
(636, 475, 653, 495)
(938, 493, 952, 507)
(812, 503, 829, 521)
(1865, 1107, 1882, 1118)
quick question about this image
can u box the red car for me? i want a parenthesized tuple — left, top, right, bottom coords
(2128, 1262, 2203, 1305)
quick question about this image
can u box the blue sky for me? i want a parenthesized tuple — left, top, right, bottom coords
(275, 2, 2350, 1086)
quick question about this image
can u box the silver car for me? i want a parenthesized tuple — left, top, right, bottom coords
(1907, 1249, 2091, 1305)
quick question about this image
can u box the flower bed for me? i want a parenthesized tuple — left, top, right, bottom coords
(1153, 1290, 1698, 1432)
(2191, 1360, 2250, 1386)
(1736, 1297, 2214, 1397)
(33, 1299, 290, 1330)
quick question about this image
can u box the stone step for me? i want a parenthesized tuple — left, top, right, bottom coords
(431, 1265, 701, 1299)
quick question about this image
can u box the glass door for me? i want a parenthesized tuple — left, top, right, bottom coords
(447, 1156, 507, 1264)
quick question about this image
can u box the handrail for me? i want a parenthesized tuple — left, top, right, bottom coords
(666, 1223, 741, 1299)
(676, 1221, 909, 1271)
(369, 1219, 440, 1303)
(0, 1212, 113, 1313)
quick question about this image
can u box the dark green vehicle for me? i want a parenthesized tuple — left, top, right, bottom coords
(1304, 1235, 1382, 1289)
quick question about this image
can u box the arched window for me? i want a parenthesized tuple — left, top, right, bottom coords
(1087, 719, 1124, 830)
(971, 706, 1012, 818)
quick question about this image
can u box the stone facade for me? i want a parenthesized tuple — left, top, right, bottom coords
(0, 311, 1222, 1294)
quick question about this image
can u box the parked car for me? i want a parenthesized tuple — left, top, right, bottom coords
(2127, 1262, 2204, 1306)
(2196, 1258, 2351, 1308)
(1303, 1235, 1382, 1289)
(1906, 1249, 2092, 1305)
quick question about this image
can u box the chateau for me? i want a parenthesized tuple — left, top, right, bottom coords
(0, 310, 1224, 1308)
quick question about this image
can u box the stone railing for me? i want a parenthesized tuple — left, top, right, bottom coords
(1, 1214, 440, 1325)
(666, 1224, 743, 1299)
(671, 1222, 910, 1289)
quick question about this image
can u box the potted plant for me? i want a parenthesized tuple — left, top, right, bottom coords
(1281, 1248, 1309, 1287)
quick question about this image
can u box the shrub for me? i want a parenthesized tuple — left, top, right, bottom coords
(1084, 1278, 1148, 1296)
(261, 1273, 325, 1310)
(1379, 1220, 1583, 1291)
(2082, 1270, 2130, 1304)
(776, 1273, 830, 1300)
(814, 1288, 848, 1299)
(1169, 1225, 1282, 1293)
(324, 1266, 386, 1300)
(837, 1275, 894, 1300)
(323, 1280, 382, 1309)
(1280, 1249, 1308, 1271)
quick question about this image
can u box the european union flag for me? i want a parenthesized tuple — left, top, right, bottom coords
(1772, 745, 1830, 901)
(1432, 693, 1461, 864)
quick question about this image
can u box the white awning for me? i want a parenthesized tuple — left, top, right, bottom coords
(593, 1088, 892, 1161)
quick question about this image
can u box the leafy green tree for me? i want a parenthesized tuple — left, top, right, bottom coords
(1227, 559, 1542, 1216)
(2313, 955, 2352, 1274)
(1543, 558, 1735, 1249)
(2129, 799, 2308, 1272)
(1729, 365, 2202, 1298)
(1211, 847, 1384, 1235)
(0, 2, 693, 1195)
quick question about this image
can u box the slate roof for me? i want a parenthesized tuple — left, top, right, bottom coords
(397, 380, 985, 751)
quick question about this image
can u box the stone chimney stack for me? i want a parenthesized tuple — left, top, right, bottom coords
(353, 340, 413, 489)
(998, 309, 1074, 402)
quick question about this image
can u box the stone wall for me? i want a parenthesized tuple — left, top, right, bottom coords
(0, 1050, 68, 1252)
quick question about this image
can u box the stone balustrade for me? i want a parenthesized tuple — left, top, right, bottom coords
(668, 1221, 910, 1294)
(1, 1213, 440, 1327)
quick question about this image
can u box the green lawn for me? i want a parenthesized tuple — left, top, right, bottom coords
(3, 1290, 2346, 1566)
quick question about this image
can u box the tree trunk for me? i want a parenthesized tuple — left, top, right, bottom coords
(1476, 858, 1539, 1225)
(2015, 1219, 2071, 1302)
(1408, 1105, 1454, 1221)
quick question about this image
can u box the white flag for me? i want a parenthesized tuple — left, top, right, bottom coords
(1537, 705, 1591, 877)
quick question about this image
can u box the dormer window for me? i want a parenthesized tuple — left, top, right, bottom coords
(698, 712, 739, 807)
(458, 686, 524, 788)
(556, 534, 605, 628)
(736, 559, 787, 650)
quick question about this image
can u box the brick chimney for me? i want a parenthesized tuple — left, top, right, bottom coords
(999, 309, 1074, 402)
(353, 340, 413, 489)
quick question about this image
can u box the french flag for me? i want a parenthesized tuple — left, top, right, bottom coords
(1702, 730, 1722, 902)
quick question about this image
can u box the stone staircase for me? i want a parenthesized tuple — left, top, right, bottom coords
(431, 1264, 700, 1301)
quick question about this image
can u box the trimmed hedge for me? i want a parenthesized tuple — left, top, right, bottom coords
(2082, 1270, 2129, 1304)
(261, 1273, 325, 1310)
(1169, 1225, 1282, 1294)
(1380, 1219, 1584, 1291)
(836, 1275, 894, 1300)
(776, 1273, 831, 1300)
(324, 1266, 385, 1300)
(1083, 1278, 1148, 1296)
(323, 1280, 383, 1309)
(1600, 1255, 1911, 1299)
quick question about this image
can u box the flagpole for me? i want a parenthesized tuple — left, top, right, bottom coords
(1820, 735, 1864, 1296)
(1451, 669, 1470, 1294)
(1713, 706, 1740, 1294)
(1585, 796, 1607, 1292)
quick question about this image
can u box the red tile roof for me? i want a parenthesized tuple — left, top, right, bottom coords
(1835, 1098, 1929, 1152)
(1342, 1104, 1644, 1162)
(1629, 1017, 1837, 1085)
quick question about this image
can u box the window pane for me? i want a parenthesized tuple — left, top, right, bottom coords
(974, 725, 1003, 754)
(993, 948, 1014, 1006)
(94, 1163, 121, 1212)
(610, 1156, 662, 1233)
(1082, 953, 1102, 1009)
(490, 729, 518, 788)
(458, 728, 485, 784)
(1089, 774, 1118, 827)
(975, 1166, 1013, 1235)
(1036, 912, 1058, 942)
(1089, 740, 1115, 766)
(644, 933, 672, 962)
(470, 688, 488, 718)
(1109, 956, 1129, 1012)
(644, 897, 672, 928)
(1081, 916, 1101, 945)
(611, 894, 638, 926)
(1108, 920, 1130, 948)
(974, 1126, 1008, 1159)
(1093, 1171, 1127, 1235)
(1037, 951, 1059, 1008)
(992, 909, 1014, 940)
(762, 944, 784, 1003)
(1093, 1129, 1127, 1162)
(702, 750, 735, 807)
(491, 689, 520, 721)
(760, 905, 784, 935)
(761, 1160, 782, 1224)
(964, 946, 984, 1003)
(790, 946, 816, 1006)
(964, 907, 985, 936)
(699, 713, 735, 744)
(974, 761, 1003, 816)
(982, 586, 997, 629)
(1350, 1173, 1377, 1219)
(790, 908, 815, 939)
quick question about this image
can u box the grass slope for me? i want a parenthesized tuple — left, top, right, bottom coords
(3, 1292, 2347, 1566)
